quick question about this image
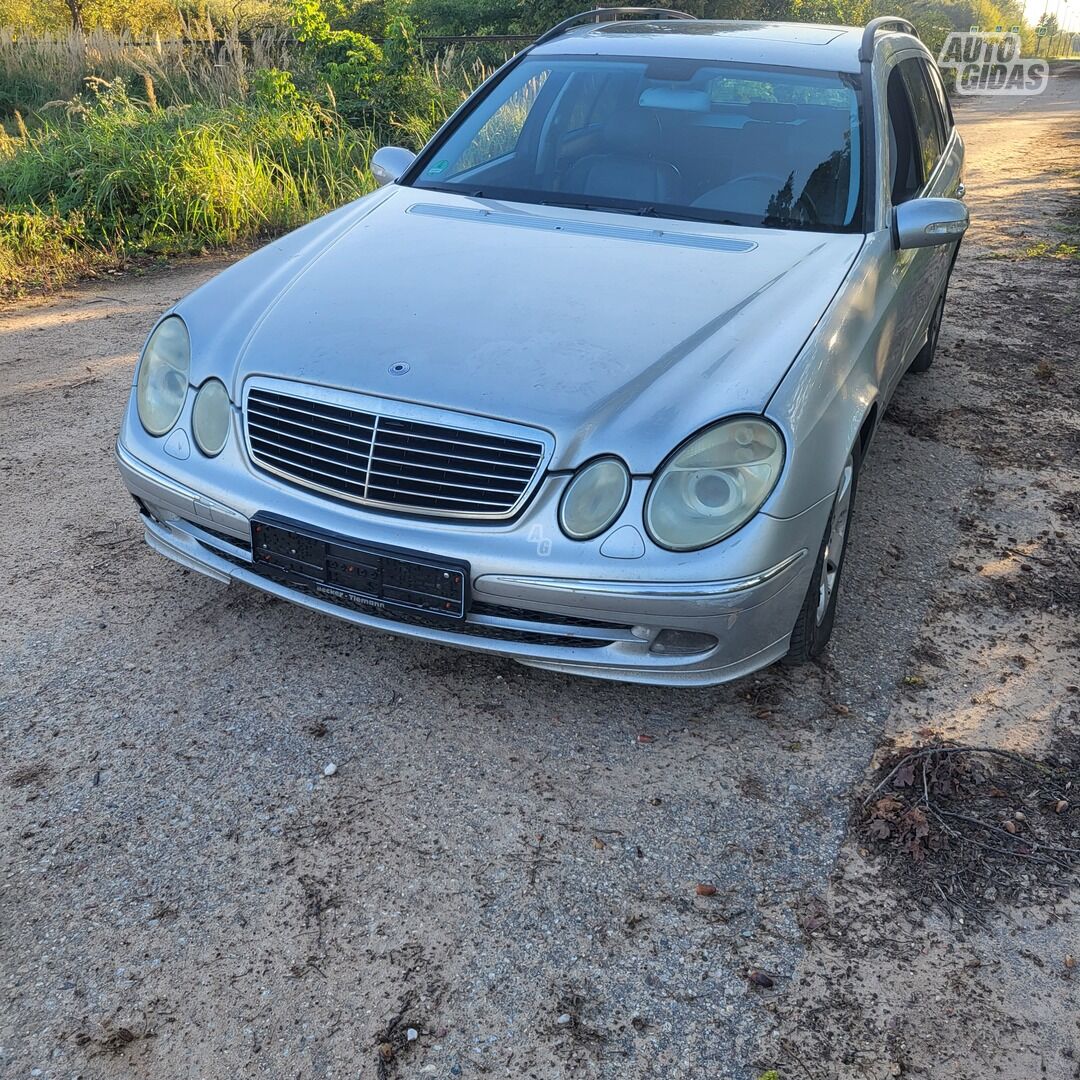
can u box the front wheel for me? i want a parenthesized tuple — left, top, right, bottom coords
(907, 291, 945, 375)
(786, 447, 859, 664)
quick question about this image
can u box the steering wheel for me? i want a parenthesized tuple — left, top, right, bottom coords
(711, 173, 821, 224)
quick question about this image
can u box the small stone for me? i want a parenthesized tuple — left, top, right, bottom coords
(1056, 800, 1069, 814)
(695, 883, 717, 897)
(406, 1028, 418, 1042)
(323, 763, 337, 776)
(556, 1013, 572, 1025)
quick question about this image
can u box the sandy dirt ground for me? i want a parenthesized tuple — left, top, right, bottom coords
(1, 72, 1078, 1080)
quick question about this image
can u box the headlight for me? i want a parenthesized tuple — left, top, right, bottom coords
(645, 418, 784, 551)
(558, 457, 630, 540)
(136, 316, 190, 436)
(192, 378, 231, 456)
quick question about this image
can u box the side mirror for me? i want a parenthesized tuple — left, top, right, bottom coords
(370, 146, 416, 188)
(893, 198, 969, 249)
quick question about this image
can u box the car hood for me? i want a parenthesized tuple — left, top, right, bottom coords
(181, 187, 863, 473)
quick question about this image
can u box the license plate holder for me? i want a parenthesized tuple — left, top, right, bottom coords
(250, 513, 469, 621)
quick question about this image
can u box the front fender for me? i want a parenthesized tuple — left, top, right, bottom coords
(763, 230, 898, 518)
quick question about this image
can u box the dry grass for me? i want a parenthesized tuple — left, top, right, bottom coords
(0, 20, 303, 118)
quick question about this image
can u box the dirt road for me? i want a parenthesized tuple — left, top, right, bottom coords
(2, 74, 1078, 1080)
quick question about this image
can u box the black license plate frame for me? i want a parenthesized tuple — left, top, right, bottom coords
(249, 513, 470, 621)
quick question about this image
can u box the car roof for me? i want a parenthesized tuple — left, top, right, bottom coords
(530, 19, 919, 74)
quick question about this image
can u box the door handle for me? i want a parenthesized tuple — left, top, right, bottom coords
(956, 182, 966, 198)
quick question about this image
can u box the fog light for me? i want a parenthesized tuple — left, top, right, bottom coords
(649, 629, 718, 655)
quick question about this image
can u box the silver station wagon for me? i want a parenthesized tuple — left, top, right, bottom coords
(117, 8, 968, 686)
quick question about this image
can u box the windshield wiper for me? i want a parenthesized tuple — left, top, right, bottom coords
(540, 198, 659, 218)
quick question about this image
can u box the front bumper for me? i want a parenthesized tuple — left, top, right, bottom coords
(116, 436, 828, 687)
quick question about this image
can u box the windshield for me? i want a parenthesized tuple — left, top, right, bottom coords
(408, 55, 862, 233)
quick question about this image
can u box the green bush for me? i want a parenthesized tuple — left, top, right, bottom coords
(0, 85, 377, 293)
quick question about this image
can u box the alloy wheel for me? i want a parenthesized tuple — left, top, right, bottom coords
(816, 453, 854, 625)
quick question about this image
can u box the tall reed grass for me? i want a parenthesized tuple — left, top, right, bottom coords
(0, 88, 377, 294)
(0, 21, 303, 117)
(0, 26, 498, 294)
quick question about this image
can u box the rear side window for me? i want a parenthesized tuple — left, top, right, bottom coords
(922, 60, 954, 135)
(898, 58, 944, 180)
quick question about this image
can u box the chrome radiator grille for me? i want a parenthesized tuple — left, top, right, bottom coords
(244, 384, 548, 518)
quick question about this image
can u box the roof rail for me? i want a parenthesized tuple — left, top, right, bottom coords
(533, 7, 696, 48)
(858, 16, 919, 62)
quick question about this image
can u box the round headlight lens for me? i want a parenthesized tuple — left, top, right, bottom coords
(192, 378, 231, 457)
(136, 316, 190, 436)
(645, 418, 784, 551)
(558, 457, 631, 540)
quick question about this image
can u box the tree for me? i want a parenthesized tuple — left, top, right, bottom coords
(64, 0, 85, 31)
(1037, 12, 1060, 36)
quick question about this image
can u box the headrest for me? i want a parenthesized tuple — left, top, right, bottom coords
(602, 108, 664, 152)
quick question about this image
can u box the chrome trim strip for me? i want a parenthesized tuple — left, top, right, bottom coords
(478, 550, 807, 601)
(242, 377, 555, 521)
(466, 611, 638, 641)
(406, 203, 758, 253)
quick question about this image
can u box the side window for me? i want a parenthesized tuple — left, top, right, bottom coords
(560, 72, 624, 133)
(922, 59, 954, 136)
(886, 67, 921, 204)
(898, 58, 944, 181)
(449, 71, 549, 174)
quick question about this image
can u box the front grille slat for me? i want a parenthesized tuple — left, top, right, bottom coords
(249, 424, 373, 468)
(249, 431, 371, 473)
(367, 449, 535, 482)
(248, 406, 376, 443)
(245, 385, 548, 518)
(248, 443, 370, 493)
(365, 466, 523, 497)
(375, 425, 544, 459)
(363, 481, 515, 509)
(249, 392, 378, 430)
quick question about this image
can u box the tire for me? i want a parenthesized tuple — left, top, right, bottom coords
(908, 240, 960, 376)
(786, 443, 861, 664)
(907, 290, 945, 374)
